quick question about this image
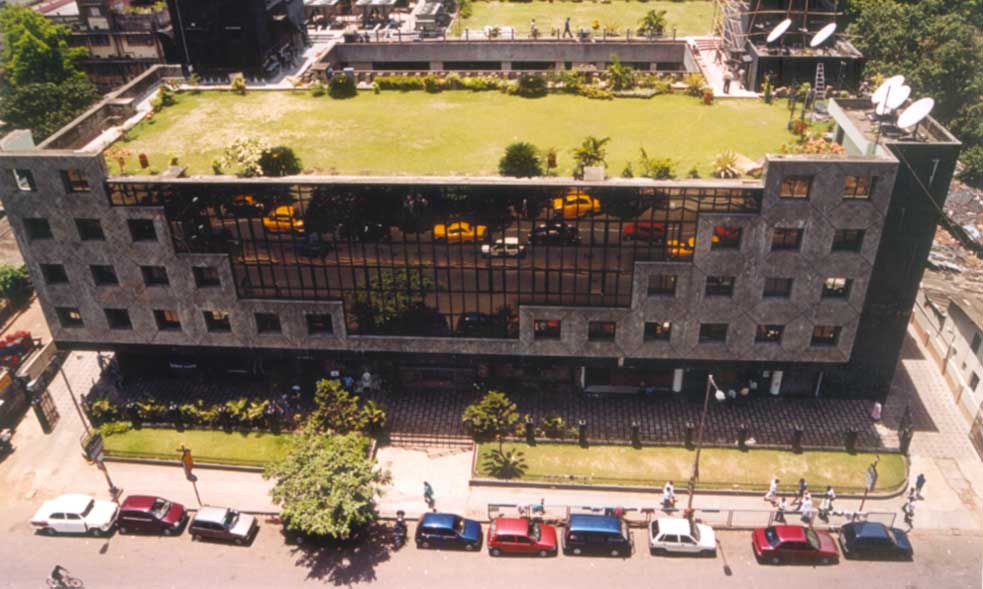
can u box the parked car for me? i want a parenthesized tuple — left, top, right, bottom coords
(189, 506, 258, 545)
(552, 190, 601, 219)
(31, 494, 118, 537)
(224, 194, 265, 217)
(488, 517, 557, 557)
(433, 221, 487, 243)
(529, 222, 580, 245)
(414, 512, 482, 551)
(294, 234, 332, 258)
(456, 312, 496, 337)
(752, 525, 839, 565)
(649, 517, 716, 556)
(562, 514, 631, 557)
(838, 521, 913, 560)
(622, 221, 666, 242)
(263, 205, 305, 233)
(480, 237, 526, 258)
(338, 222, 392, 242)
(117, 495, 187, 536)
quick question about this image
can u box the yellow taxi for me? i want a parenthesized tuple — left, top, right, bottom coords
(262, 205, 305, 233)
(433, 221, 488, 243)
(552, 190, 601, 219)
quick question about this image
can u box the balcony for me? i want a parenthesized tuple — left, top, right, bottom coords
(111, 5, 172, 32)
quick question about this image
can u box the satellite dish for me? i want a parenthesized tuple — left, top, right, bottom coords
(809, 22, 837, 48)
(767, 19, 792, 43)
(897, 97, 935, 129)
(885, 84, 911, 109)
(871, 75, 905, 105)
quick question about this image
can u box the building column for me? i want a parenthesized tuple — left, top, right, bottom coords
(429, 61, 443, 72)
(672, 368, 684, 393)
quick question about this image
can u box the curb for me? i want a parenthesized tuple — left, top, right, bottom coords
(103, 455, 265, 473)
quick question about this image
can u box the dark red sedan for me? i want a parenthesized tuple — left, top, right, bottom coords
(752, 525, 839, 565)
(487, 517, 558, 557)
(117, 495, 187, 536)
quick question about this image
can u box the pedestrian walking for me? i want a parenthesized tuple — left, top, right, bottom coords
(819, 486, 835, 520)
(530, 18, 537, 39)
(908, 485, 917, 501)
(796, 478, 807, 501)
(563, 17, 573, 39)
(800, 498, 814, 525)
(423, 481, 435, 508)
(764, 477, 779, 505)
(915, 473, 926, 499)
(902, 498, 915, 528)
(723, 70, 733, 94)
(662, 480, 676, 508)
(775, 496, 787, 523)
(737, 68, 746, 90)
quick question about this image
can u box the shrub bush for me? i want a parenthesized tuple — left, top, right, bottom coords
(231, 75, 247, 95)
(513, 73, 548, 97)
(98, 421, 133, 437)
(0, 264, 31, 306)
(605, 54, 636, 91)
(958, 145, 983, 188)
(374, 75, 425, 91)
(462, 75, 505, 91)
(328, 73, 357, 98)
(554, 69, 583, 93)
(310, 80, 326, 97)
(444, 73, 465, 90)
(259, 146, 303, 177)
(578, 85, 614, 100)
(88, 398, 119, 425)
(499, 141, 543, 177)
(423, 74, 444, 93)
(538, 415, 576, 439)
(684, 72, 704, 96)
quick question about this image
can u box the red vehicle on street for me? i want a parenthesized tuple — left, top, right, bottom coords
(117, 495, 187, 535)
(622, 221, 666, 243)
(487, 517, 558, 557)
(752, 525, 839, 565)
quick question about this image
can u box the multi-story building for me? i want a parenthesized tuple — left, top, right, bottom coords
(0, 65, 961, 401)
(35, 0, 174, 91)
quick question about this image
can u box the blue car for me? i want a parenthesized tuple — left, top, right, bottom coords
(562, 514, 632, 557)
(415, 513, 483, 551)
(838, 521, 913, 560)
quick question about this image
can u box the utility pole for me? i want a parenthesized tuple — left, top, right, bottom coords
(687, 374, 723, 516)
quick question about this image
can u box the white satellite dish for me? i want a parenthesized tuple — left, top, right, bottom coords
(767, 18, 792, 43)
(897, 97, 935, 129)
(871, 75, 905, 105)
(809, 22, 837, 48)
(885, 84, 911, 109)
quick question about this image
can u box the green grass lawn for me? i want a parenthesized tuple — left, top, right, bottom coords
(453, 0, 715, 37)
(476, 442, 907, 494)
(103, 428, 294, 467)
(119, 90, 792, 177)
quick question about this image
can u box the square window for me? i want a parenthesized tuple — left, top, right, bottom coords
(771, 228, 803, 251)
(60, 169, 90, 193)
(255, 312, 281, 334)
(104, 308, 132, 330)
(127, 219, 157, 242)
(755, 324, 784, 343)
(588, 321, 616, 342)
(91, 265, 118, 286)
(844, 176, 875, 200)
(203, 310, 231, 333)
(141, 265, 169, 286)
(699, 323, 728, 343)
(971, 333, 981, 354)
(643, 321, 672, 342)
(153, 309, 181, 331)
(306, 313, 334, 335)
(822, 277, 852, 299)
(12, 169, 36, 191)
(533, 319, 561, 340)
(55, 307, 84, 328)
(811, 325, 841, 346)
(711, 226, 742, 250)
(193, 266, 221, 288)
(647, 274, 677, 297)
(832, 229, 864, 252)
(40, 264, 69, 285)
(763, 277, 793, 298)
(75, 218, 105, 241)
(705, 276, 735, 297)
(24, 218, 53, 241)
(779, 176, 812, 199)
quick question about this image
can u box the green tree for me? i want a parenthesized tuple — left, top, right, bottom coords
(571, 135, 610, 178)
(637, 9, 667, 37)
(637, 147, 676, 179)
(218, 137, 268, 177)
(258, 146, 303, 177)
(308, 378, 388, 434)
(0, 264, 32, 306)
(328, 73, 357, 98)
(606, 54, 636, 91)
(499, 142, 543, 177)
(264, 431, 389, 540)
(958, 145, 983, 188)
(462, 390, 520, 450)
(482, 448, 527, 479)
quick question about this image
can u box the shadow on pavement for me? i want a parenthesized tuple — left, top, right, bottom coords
(292, 522, 393, 586)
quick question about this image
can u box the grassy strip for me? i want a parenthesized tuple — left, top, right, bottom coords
(103, 428, 294, 467)
(476, 442, 907, 494)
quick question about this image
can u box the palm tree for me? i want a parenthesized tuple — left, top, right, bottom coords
(713, 151, 740, 179)
(637, 9, 668, 38)
(572, 135, 611, 178)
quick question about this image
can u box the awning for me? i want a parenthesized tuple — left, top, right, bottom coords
(355, 0, 397, 7)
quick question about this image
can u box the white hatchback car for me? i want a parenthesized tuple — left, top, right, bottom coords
(31, 494, 119, 537)
(480, 237, 526, 258)
(649, 517, 716, 556)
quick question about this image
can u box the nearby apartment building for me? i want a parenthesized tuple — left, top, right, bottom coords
(0, 66, 961, 401)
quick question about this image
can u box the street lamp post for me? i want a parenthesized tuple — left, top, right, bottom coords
(687, 374, 723, 516)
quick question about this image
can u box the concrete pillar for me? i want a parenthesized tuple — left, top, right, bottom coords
(769, 370, 783, 396)
(672, 368, 684, 393)
(429, 61, 443, 72)
(502, 62, 512, 72)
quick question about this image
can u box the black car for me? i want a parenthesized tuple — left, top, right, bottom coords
(456, 313, 496, 337)
(562, 514, 632, 557)
(838, 522, 913, 560)
(294, 234, 332, 258)
(338, 222, 392, 242)
(529, 222, 580, 245)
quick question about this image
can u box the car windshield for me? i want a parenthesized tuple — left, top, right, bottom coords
(691, 525, 700, 541)
(454, 517, 465, 534)
(80, 500, 94, 517)
(763, 527, 779, 546)
(528, 522, 541, 541)
(224, 510, 239, 528)
(151, 499, 171, 519)
(805, 529, 821, 549)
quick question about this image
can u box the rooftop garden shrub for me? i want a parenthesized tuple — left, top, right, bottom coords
(231, 75, 247, 95)
(259, 146, 303, 177)
(462, 390, 521, 449)
(959, 146, 983, 188)
(637, 147, 676, 179)
(637, 9, 667, 37)
(499, 141, 543, 177)
(218, 137, 268, 177)
(684, 72, 704, 96)
(0, 264, 31, 306)
(512, 73, 548, 97)
(374, 75, 425, 91)
(423, 74, 444, 93)
(310, 80, 326, 97)
(713, 150, 740, 179)
(605, 54, 636, 91)
(572, 135, 610, 177)
(578, 85, 614, 100)
(329, 73, 357, 98)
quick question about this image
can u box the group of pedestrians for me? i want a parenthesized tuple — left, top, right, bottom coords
(764, 477, 836, 525)
(902, 473, 927, 528)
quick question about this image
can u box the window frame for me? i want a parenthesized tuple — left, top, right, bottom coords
(810, 325, 842, 347)
(711, 226, 742, 250)
(55, 306, 84, 328)
(755, 324, 784, 343)
(587, 321, 617, 342)
(12, 169, 36, 192)
(771, 227, 804, 251)
(75, 218, 105, 241)
(306, 313, 334, 335)
(40, 263, 69, 285)
(705, 275, 736, 297)
(193, 266, 221, 288)
(140, 265, 169, 287)
(698, 323, 728, 344)
(255, 312, 282, 334)
(779, 176, 813, 199)
(60, 169, 90, 193)
(127, 219, 158, 242)
(643, 321, 672, 342)
(647, 274, 677, 297)
(153, 309, 181, 331)
(24, 217, 53, 241)
(843, 175, 875, 200)
(763, 277, 793, 298)
(104, 308, 132, 330)
(533, 319, 562, 340)
(831, 229, 865, 252)
(203, 310, 232, 333)
(971, 333, 982, 355)
(91, 264, 119, 286)
(821, 277, 853, 299)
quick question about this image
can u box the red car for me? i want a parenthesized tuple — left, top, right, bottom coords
(487, 517, 558, 557)
(117, 495, 187, 536)
(752, 525, 839, 565)
(623, 222, 666, 243)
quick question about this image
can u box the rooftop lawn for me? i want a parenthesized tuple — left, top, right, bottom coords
(103, 428, 293, 467)
(476, 442, 907, 494)
(453, 0, 715, 37)
(118, 90, 793, 177)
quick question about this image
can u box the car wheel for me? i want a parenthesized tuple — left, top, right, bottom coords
(162, 527, 174, 536)
(770, 555, 782, 565)
(89, 527, 104, 537)
(490, 548, 501, 557)
(572, 548, 582, 556)
(539, 549, 550, 558)
(192, 534, 200, 542)
(42, 527, 57, 537)
(421, 541, 431, 549)
(610, 549, 621, 557)
(118, 526, 128, 535)
(819, 556, 833, 565)
(234, 537, 245, 546)
(464, 543, 477, 551)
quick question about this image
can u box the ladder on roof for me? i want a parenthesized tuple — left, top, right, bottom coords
(814, 63, 827, 99)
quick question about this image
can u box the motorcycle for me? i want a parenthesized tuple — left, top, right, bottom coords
(392, 510, 407, 550)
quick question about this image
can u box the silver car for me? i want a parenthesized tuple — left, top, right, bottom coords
(189, 506, 258, 545)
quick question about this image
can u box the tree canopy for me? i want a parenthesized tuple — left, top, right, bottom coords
(264, 431, 389, 539)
